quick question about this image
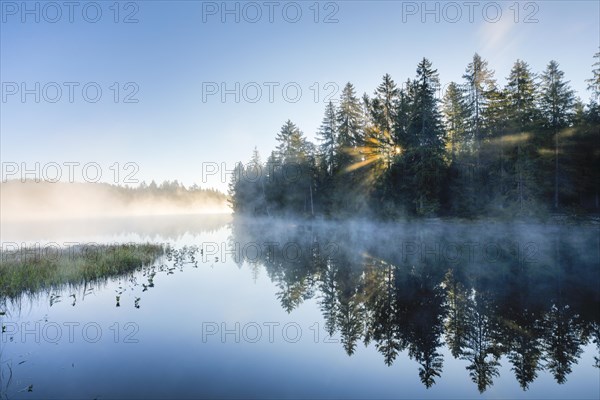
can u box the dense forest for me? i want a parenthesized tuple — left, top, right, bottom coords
(229, 53, 600, 219)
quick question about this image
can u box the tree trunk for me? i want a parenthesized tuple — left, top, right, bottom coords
(500, 136, 505, 209)
(518, 144, 523, 213)
(554, 129, 559, 210)
(309, 183, 314, 217)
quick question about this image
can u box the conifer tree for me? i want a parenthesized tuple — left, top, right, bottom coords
(316, 102, 338, 177)
(371, 74, 400, 135)
(405, 58, 447, 215)
(463, 53, 497, 165)
(539, 61, 575, 209)
(504, 60, 540, 213)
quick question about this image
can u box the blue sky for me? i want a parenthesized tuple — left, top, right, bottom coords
(1, 0, 599, 192)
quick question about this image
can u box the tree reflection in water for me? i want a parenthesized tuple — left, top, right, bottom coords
(230, 219, 600, 392)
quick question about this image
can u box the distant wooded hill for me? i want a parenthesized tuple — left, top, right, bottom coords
(0, 180, 229, 220)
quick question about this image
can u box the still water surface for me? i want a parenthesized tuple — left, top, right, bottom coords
(1, 215, 599, 399)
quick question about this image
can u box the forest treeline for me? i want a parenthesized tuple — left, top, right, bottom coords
(229, 53, 600, 218)
(1, 180, 227, 219)
(131, 179, 226, 203)
(2, 179, 226, 204)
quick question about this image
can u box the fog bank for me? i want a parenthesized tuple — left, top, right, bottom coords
(0, 181, 230, 221)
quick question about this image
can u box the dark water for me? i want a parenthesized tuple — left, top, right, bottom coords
(1, 216, 599, 399)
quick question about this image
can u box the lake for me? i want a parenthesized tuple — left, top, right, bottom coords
(1, 215, 599, 399)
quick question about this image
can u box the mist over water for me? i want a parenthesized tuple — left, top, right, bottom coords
(2, 0, 598, 397)
(0, 214, 232, 244)
(0, 181, 230, 222)
(1, 215, 598, 399)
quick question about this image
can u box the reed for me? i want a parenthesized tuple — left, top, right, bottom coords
(0, 243, 164, 299)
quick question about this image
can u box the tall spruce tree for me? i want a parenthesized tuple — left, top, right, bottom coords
(442, 82, 468, 162)
(505, 60, 539, 129)
(463, 53, 497, 165)
(442, 82, 473, 215)
(334, 83, 365, 214)
(271, 121, 314, 215)
(336, 82, 363, 151)
(315, 102, 338, 214)
(504, 60, 540, 213)
(539, 61, 575, 209)
(405, 58, 447, 215)
(586, 51, 600, 102)
(371, 74, 400, 135)
(316, 101, 338, 177)
(586, 51, 600, 122)
(484, 86, 510, 212)
(394, 79, 416, 147)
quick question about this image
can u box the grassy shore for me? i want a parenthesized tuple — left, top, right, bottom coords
(0, 243, 164, 299)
